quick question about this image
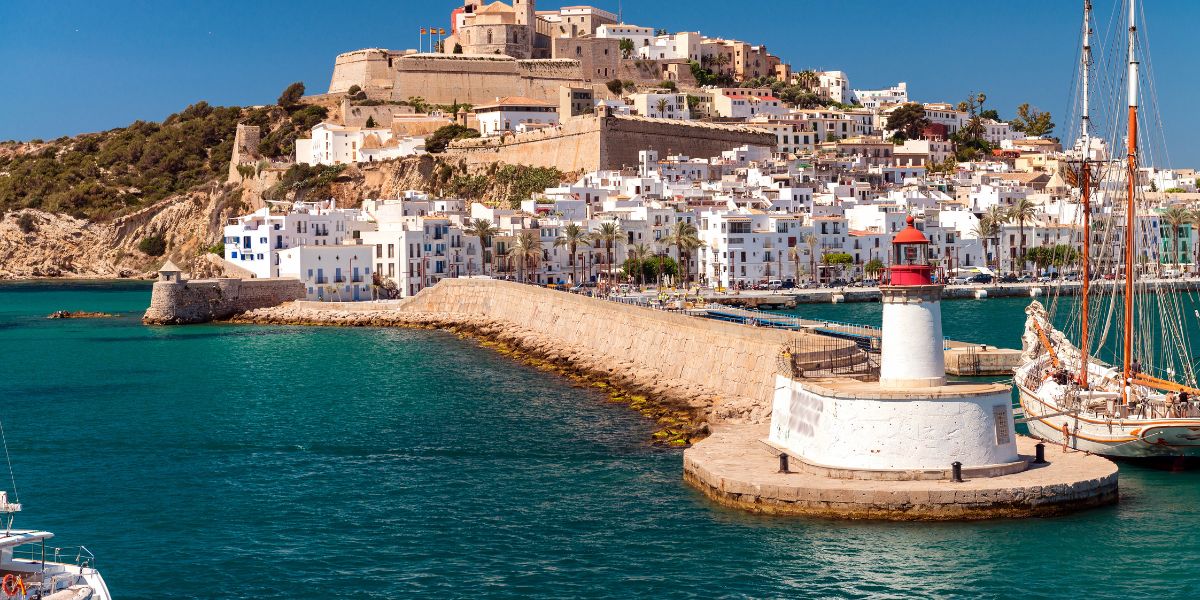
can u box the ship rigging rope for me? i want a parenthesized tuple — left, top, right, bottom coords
(0, 419, 17, 503)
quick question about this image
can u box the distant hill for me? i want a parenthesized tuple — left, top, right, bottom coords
(0, 100, 325, 221)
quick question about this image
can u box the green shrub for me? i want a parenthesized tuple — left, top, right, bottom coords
(139, 235, 167, 256)
(425, 125, 480, 153)
(16, 213, 36, 234)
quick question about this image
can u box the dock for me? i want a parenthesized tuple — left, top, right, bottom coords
(685, 306, 1021, 376)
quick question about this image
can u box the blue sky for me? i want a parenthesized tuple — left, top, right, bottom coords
(1, 1, 1193, 165)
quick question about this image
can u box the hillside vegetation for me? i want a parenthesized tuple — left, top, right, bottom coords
(0, 94, 325, 220)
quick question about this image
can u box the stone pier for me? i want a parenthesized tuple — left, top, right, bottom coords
(684, 424, 1118, 520)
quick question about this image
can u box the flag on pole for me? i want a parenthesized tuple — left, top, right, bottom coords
(420, 28, 427, 35)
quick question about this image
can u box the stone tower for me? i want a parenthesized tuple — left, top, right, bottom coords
(514, 0, 534, 26)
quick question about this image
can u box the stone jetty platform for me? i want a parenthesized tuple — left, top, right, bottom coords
(684, 424, 1118, 520)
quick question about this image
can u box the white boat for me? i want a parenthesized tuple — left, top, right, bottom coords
(0, 492, 111, 600)
(1016, 0, 1200, 459)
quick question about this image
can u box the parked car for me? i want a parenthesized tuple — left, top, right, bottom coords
(767, 279, 783, 291)
(829, 278, 848, 287)
(998, 274, 1018, 283)
(782, 279, 797, 290)
(948, 276, 970, 285)
(968, 274, 994, 284)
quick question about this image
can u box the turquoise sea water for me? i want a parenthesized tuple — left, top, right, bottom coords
(4, 282, 1200, 599)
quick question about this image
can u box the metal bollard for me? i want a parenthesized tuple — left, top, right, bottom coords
(778, 453, 790, 473)
(951, 461, 963, 483)
(1034, 443, 1046, 464)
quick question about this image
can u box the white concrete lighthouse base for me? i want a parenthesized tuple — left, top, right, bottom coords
(768, 375, 1019, 474)
(879, 285, 946, 388)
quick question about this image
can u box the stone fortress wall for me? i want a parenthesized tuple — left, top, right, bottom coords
(445, 112, 777, 172)
(328, 52, 603, 106)
(143, 278, 305, 325)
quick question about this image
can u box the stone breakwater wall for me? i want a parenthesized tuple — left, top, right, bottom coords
(235, 279, 861, 423)
(143, 278, 305, 325)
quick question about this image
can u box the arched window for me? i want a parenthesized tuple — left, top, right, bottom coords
(487, 28, 493, 44)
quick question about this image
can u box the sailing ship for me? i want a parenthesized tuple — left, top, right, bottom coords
(1016, 0, 1200, 458)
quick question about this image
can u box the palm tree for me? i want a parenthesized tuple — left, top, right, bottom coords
(592, 222, 624, 288)
(553, 223, 590, 285)
(970, 216, 1000, 274)
(628, 242, 652, 287)
(1007, 198, 1038, 275)
(654, 97, 670, 118)
(795, 69, 819, 91)
(804, 233, 819, 284)
(788, 245, 804, 283)
(665, 220, 703, 286)
(465, 218, 500, 275)
(508, 230, 543, 283)
(1162, 206, 1190, 271)
(619, 38, 634, 59)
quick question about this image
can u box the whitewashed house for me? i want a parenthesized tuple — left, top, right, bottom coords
(475, 97, 559, 136)
(277, 245, 374, 301)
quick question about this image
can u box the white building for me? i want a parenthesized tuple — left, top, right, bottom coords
(629, 92, 691, 120)
(475, 97, 560, 136)
(277, 245, 374, 301)
(817, 71, 852, 104)
(711, 88, 787, 119)
(851, 82, 907, 110)
(296, 123, 425, 166)
(223, 201, 375, 279)
(360, 198, 483, 298)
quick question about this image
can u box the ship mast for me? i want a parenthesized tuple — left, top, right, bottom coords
(1079, 0, 1092, 389)
(1123, 0, 1139, 396)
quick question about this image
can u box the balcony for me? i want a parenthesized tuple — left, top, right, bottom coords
(315, 277, 328, 284)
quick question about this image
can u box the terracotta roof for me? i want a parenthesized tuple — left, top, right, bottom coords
(476, 1, 514, 15)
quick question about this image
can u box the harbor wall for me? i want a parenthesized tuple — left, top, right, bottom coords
(143, 278, 305, 325)
(396, 279, 855, 422)
(278, 279, 862, 422)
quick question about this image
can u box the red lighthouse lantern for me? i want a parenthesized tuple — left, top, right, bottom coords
(888, 216, 933, 286)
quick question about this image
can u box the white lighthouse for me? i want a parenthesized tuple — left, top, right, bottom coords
(879, 216, 946, 388)
(768, 217, 1020, 475)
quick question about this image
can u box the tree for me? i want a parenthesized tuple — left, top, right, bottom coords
(804, 233, 819, 283)
(606, 79, 625, 95)
(980, 109, 1000, 121)
(453, 43, 463, 54)
(365, 116, 377, 128)
(864, 258, 885, 279)
(788, 245, 804, 283)
(626, 243, 652, 286)
(619, 38, 635, 59)
(823, 252, 853, 280)
(425, 124, 480, 153)
(139, 235, 167, 256)
(794, 70, 819, 91)
(554, 223, 590, 285)
(665, 220, 703, 286)
(887, 103, 929, 142)
(1010, 103, 1055, 137)
(659, 80, 677, 92)
(592, 222, 624, 288)
(655, 97, 670, 117)
(508, 230, 543, 282)
(465, 218, 500, 275)
(1007, 198, 1038, 275)
(1162, 206, 1190, 268)
(346, 85, 367, 101)
(971, 214, 1001, 273)
(278, 82, 305, 108)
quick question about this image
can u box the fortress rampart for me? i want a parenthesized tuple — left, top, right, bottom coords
(143, 278, 305, 325)
(446, 114, 776, 172)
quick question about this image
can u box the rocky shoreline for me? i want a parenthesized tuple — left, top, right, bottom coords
(232, 304, 714, 447)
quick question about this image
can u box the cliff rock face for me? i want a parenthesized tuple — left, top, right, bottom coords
(0, 154, 563, 280)
(0, 183, 250, 280)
